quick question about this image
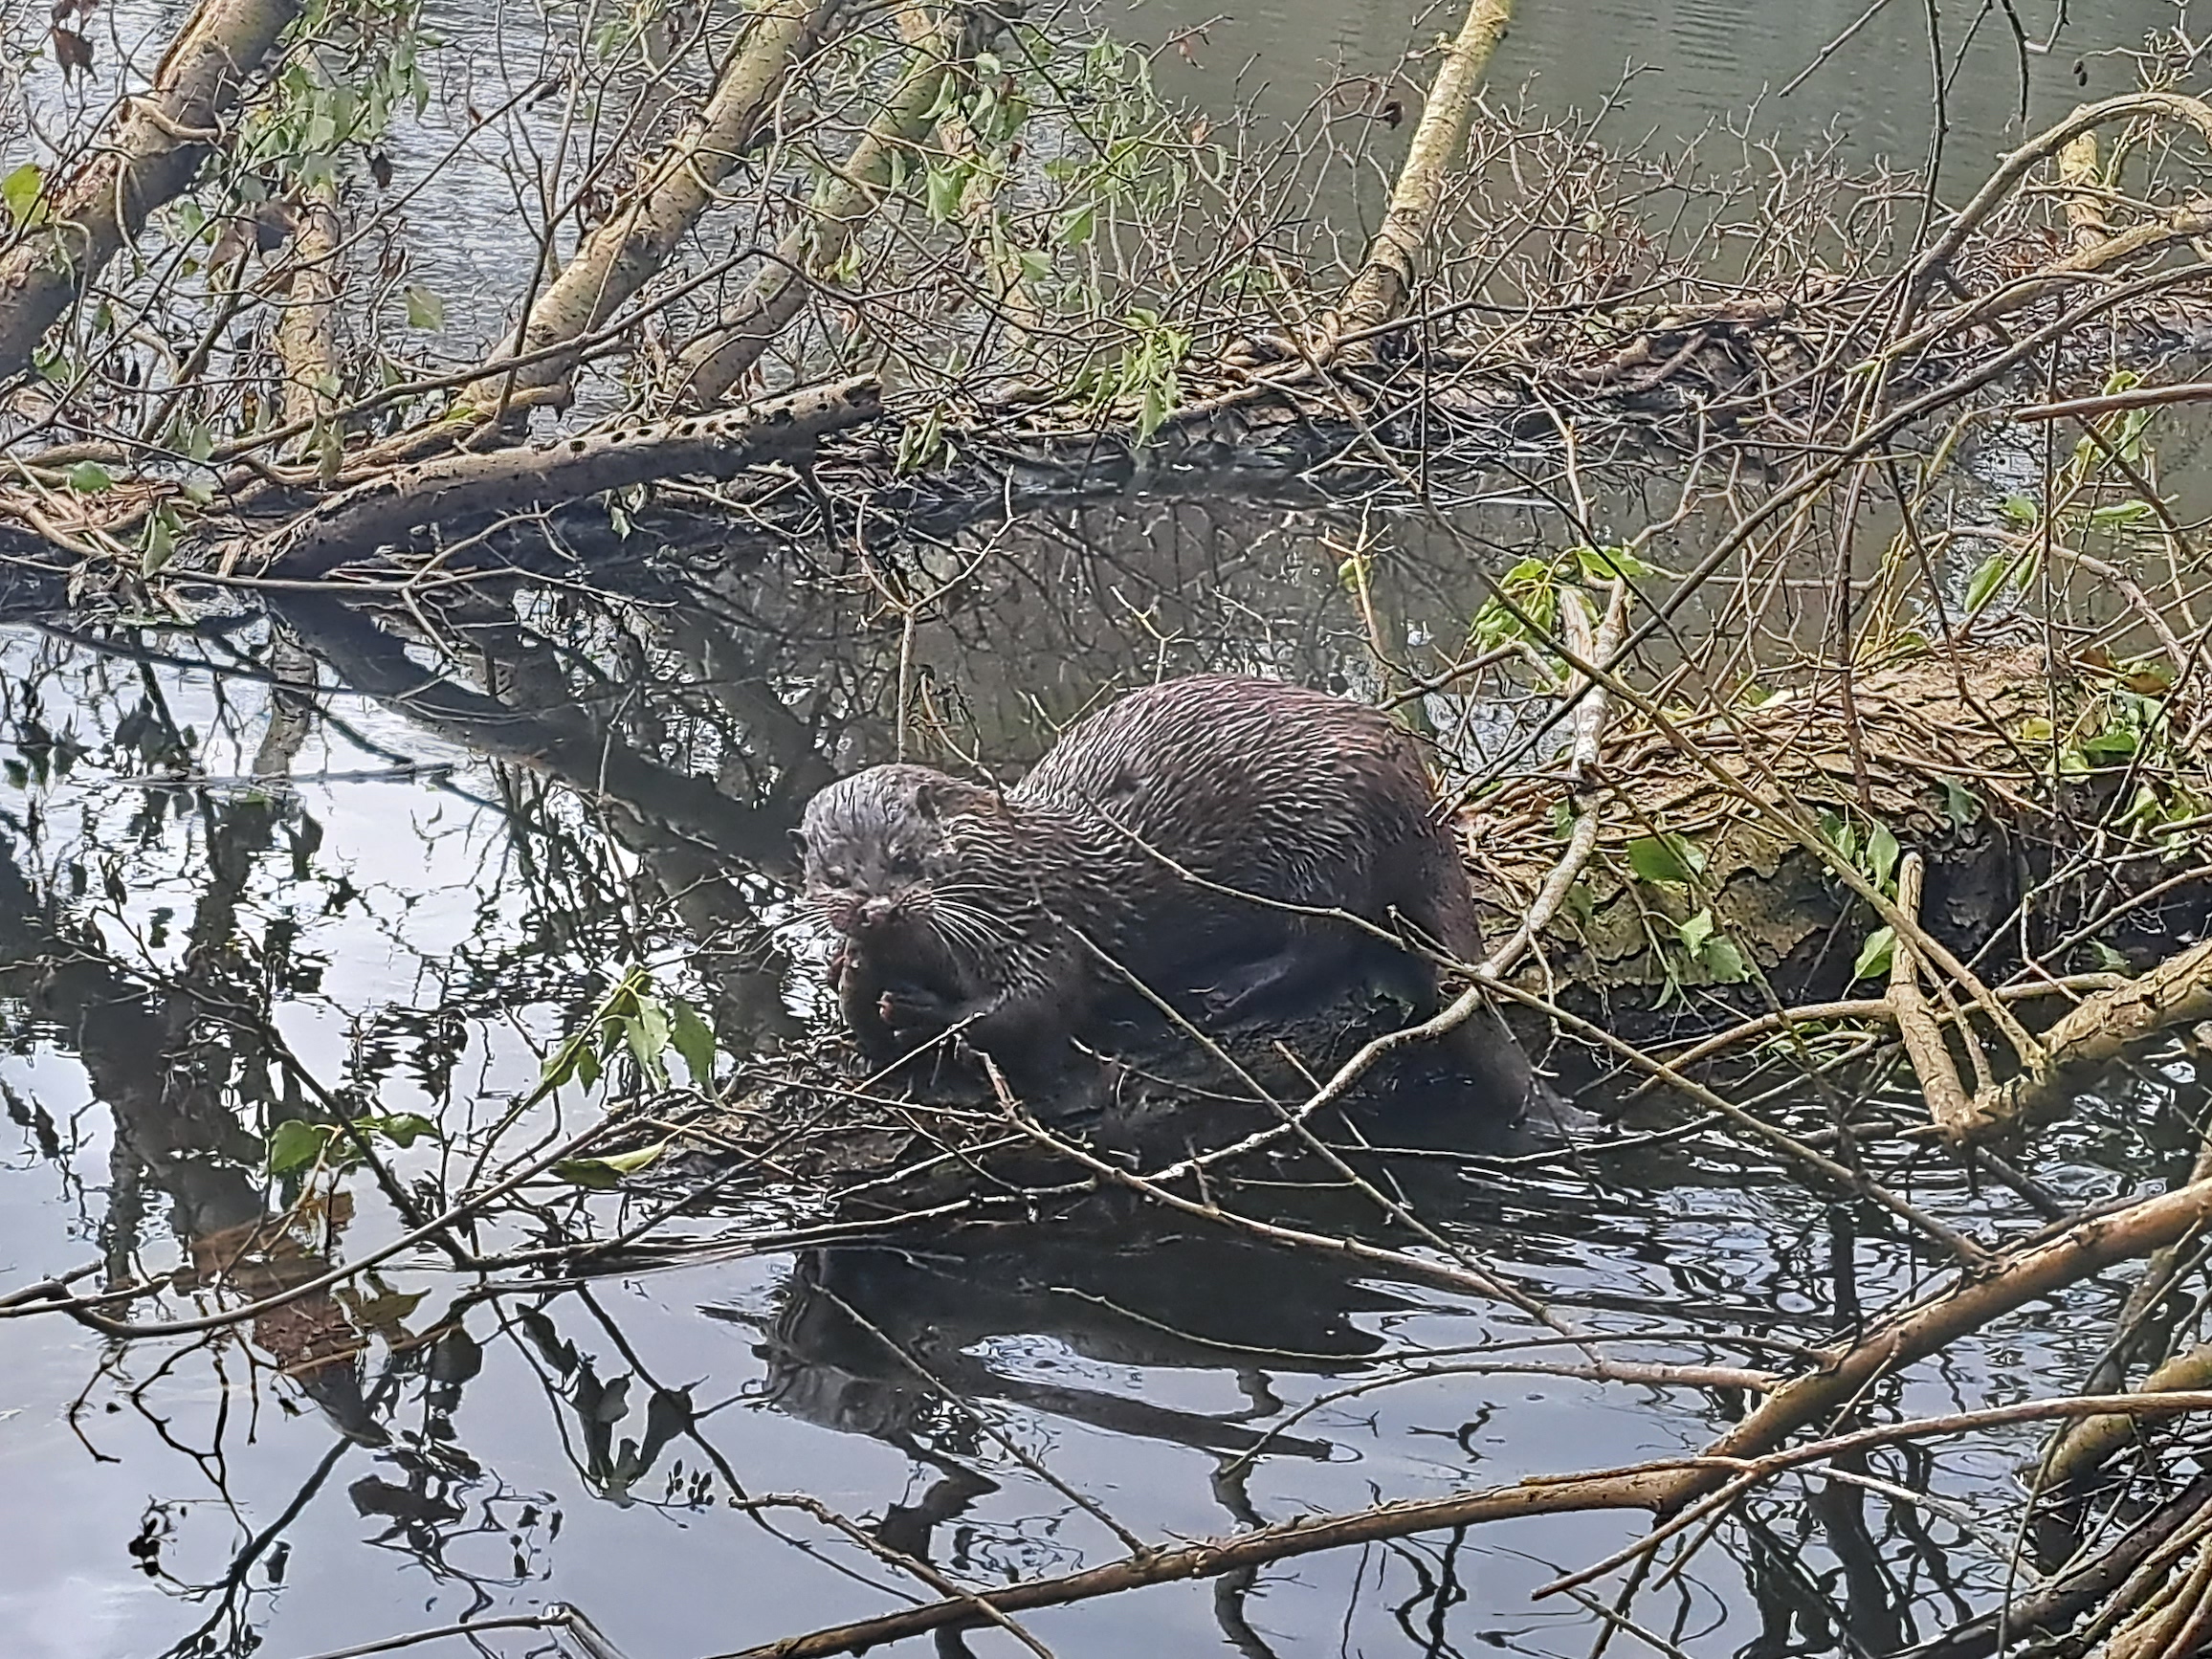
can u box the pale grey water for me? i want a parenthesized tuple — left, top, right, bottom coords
(0, 497, 2192, 1659)
(1152, 0, 2179, 169)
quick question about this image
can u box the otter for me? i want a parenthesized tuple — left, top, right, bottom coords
(794, 675, 1540, 1114)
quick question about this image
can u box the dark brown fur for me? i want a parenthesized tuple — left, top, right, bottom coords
(795, 675, 1539, 1112)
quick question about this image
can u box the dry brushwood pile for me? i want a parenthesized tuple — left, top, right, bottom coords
(13, 0, 2212, 1655)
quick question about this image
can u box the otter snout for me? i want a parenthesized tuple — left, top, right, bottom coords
(856, 896, 897, 931)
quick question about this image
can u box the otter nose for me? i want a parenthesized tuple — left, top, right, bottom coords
(858, 896, 896, 930)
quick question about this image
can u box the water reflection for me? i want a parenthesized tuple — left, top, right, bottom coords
(0, 496, 2195, 1658)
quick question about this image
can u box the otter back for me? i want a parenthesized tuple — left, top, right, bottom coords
(800, 675, 1540, 1116)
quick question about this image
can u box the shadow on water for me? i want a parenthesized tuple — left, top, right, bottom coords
(0, 492, 2201, 1658)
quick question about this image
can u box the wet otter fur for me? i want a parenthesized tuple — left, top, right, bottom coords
(795, 675, 1540, 1114)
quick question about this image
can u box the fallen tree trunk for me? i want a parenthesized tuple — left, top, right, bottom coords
(1332, 0, 1513, 346)
(1465, 647, 2070, 1014)
(254, 375, 880, 576)
(0, 0, 303, 385)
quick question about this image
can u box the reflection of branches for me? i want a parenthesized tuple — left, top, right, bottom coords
(152, 1360, 409, 1659)
(271, 593, 808, 1051)
(718, 1389, 2212, 1659)
(808, 1281, 1146, 1554)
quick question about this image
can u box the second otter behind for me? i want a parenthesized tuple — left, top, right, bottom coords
(795, 674, 1541, 1115)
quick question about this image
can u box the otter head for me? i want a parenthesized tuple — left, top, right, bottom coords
(793, 765, 1002, 954)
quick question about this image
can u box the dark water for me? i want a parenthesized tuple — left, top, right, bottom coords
(0, 490, 2197, 1659)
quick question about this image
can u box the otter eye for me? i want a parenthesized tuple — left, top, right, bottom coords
(825, 866, 851, 885)
(888, 851, 921, 878)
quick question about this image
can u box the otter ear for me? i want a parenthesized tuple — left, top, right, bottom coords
(916, 778, 1000, 819)
(787, 827, 810, 863)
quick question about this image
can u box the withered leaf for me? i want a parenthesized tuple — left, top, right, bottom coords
(52, 26, 93, 78)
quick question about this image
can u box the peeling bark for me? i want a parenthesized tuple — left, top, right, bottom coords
(1888, 852, 1980, 1139)
(273, 181, 343, 468)
(1332, 0, 1512, 347)
(1974, 940, 2212, 1132)
(0, 0, 303, 385)
(2046, 1338, 2212, 1489)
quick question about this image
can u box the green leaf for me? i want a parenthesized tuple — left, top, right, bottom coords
(373, 1112, 438, 1148)
(2, 163, 41, 228)
(1700, 936, 1751, 984)
(1626, 833, 1703, 886)
(1997, 495, 2039, 525)
(1574, 543, 1653, 581)
(141, 508, 175, 575)
(2088, 500, 2152, 527)
(1940, 778, 1980, 830)
(1852, 925, 1896, 982)
(919, 69, 962, 123)
(2078, 727, 2139, 763)
(552, 1142, 668, 1188)
(540, 1039, 580, 1091)
(667, 997, 717, 1089)
(1059, 205, 1095, 246)
(1677, 908, 1715, 953)
(1964, 551, 2014, 614)
(925, 161, 965, 222)
(337, 1281, 428, 1338)
(1866, 821, 1901, 892)
(268, 1119, 332, 1173)
(623, 994, 672, 1088)
(404, 283, 444, 329)
(2086, 940, 2132, 973)
(1818, 809, 1857, 865)
(67, 460, 113, 494)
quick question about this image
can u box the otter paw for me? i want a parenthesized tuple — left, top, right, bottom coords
(877, 984, 957, 1039)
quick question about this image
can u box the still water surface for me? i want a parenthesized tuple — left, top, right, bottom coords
(1180, 0, 2181, 163)
(0, 495, 2191, 1658)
